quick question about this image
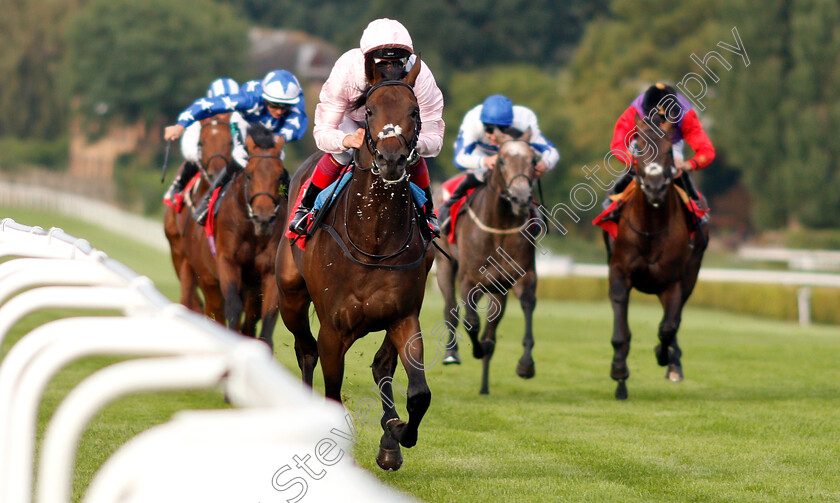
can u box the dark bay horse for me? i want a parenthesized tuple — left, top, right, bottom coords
(208, 124, 288, 346)
(435, 133, 539, 395)
(276, 57, 434, 471)
(164, 115, 233, 312)
(604, 115, 708, 400)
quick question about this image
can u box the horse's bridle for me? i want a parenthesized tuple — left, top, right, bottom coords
(358, 80, 421, 184)
(198, 120, 233, 181)
(485, 140, 538, 205)
(242, 153, 288, 220)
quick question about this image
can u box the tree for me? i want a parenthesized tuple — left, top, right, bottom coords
(0, 0, 77, 138)
(63, 0, 249, 130)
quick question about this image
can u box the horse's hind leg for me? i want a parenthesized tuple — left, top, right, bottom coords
(371, 337, 403, 471)
(241, 291, 260, 338)
(609, 266, 632, 400)
(384, 316, 431, 452)
(656, 282, 684, 382)
(436, 252, 461, 364)
(459, 280, 492, 359)
(513, 271, 537, 380)
(479, 293, 507, 395)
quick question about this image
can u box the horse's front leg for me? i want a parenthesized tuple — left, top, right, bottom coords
(257, 273, 280, 350)
(218, 256, 244, 330)
(316, 324, 348, 403)
(479, 292, 507, 395)
(276, 244, 318, 385)
(371, 337, 403, 471)
(656, 282, 684, 382)
(513, 271, 537, 380)
(609, 265, 632, 400)
(384, 316, 431, 451)
(177, 258, 203, 313)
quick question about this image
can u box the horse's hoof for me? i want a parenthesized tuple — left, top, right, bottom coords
(615, 379, 628, 400)
(516, 360, 535, 379)
(376, 448, 403, 471)
(666, 364, 684, 382)
(654, 344, 668, 366)
(479, 386, 489, 395)
(443, 351, 461, 365)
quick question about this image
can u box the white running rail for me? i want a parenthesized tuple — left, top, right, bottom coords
(0, 218, 417, 503)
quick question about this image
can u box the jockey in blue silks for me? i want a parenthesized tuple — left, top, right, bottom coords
(164, 69, 308, 224)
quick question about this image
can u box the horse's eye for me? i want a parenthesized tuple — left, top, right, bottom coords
(365, 107, 372, 115)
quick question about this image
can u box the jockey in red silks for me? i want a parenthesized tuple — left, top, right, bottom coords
(288, 18, 445, 236)
(603, 82, 715, 220)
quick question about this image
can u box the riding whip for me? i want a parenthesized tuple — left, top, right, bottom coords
(160, 139, 172, 183)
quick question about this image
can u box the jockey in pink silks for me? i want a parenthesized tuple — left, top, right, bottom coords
(288, 18, 445, 236)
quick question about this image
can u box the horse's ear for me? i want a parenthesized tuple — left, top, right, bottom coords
(660, 118, 674, 133)
(246, 134, 255, 152)
(366, 54, 381, 85)
(518, 127, 532, 143)
(404, 53, 421, 87)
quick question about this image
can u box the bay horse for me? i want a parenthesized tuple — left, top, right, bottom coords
(276, 57, 434, 471)
(164, 115, 234, 312)
(604, 114, 709, 400)
(435, 133, 539, 395)
(207, 124, 288, 346)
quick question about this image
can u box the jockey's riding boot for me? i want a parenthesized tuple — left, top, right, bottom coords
(439, 172, 483, 234)
(676, 171, 701, 202)
(163, 161, 199, 204)
(602, 171, 635, 221)
(421, 187, 440, 238)
(194, 164, 238, 226)
(288, 183, 324, 234)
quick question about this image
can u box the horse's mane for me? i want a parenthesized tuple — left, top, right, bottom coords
(350, 63, 408, 112)
(248, 123, 275, 149)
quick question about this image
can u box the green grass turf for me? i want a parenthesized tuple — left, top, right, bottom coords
(3, 208, 840, 502)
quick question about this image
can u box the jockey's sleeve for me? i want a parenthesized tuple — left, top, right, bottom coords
(176, 93, 250, 128)
(413, 63, 445, 158)
(278, 104, 308, 142)
(609, 107, 638, 167)
(453, 132, 483, 171)
(314, 52, 357, 154)
(680, 110, 715, 170)
(523, 111, 559, 170)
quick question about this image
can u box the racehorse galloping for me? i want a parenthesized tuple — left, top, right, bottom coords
(164, 115, 234, 312)
(604, 115, 708, 400)
(211, 124, 288, 346)
(435, 133, 539, 395)
(276, 57, 434, 471)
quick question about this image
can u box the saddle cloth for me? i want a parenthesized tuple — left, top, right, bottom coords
(163, 173, 202, 213)
(592, 180, 709, 239)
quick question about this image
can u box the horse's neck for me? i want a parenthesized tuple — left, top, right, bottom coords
(346, 170, 413, 247)
(474, 176, 522, 227)
(634, 184, 678, 229)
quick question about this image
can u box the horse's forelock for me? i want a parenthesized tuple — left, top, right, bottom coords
(249, 124, 275, 149)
